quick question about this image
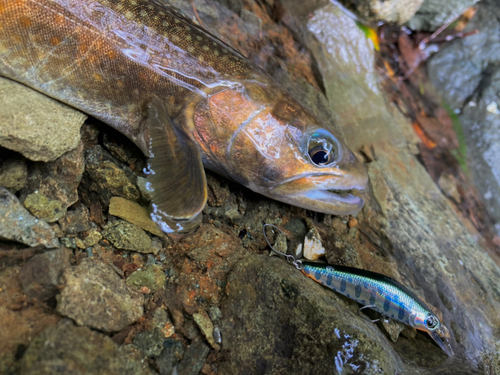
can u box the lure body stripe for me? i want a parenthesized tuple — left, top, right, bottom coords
(301, 262, 431, 326)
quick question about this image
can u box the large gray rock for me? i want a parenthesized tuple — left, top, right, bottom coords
(20, 320, 153, 375)
(0, 78, 86, 162)
(57, 259, 144, 332)
(407, 0, 479, 31)
(427, 0, 500, 231)
(0, 187, 59, 248)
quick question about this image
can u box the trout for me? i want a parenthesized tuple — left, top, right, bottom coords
(0, 0, 368, 232)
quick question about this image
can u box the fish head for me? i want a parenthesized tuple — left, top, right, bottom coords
(413, 312, 441, 333)
(192, 81, 369, 215)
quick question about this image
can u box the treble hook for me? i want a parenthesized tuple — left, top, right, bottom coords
(357, 305, 390, 324)
(263, 224, 302, 270)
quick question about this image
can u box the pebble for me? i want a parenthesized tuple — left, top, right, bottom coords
(57, 258, 144, 332)
(0, 187, 59, 248)
(23, 191, 65, 223)
(84, 145, 140, 207)
(157, 338, 185, 375)
(0, 156, 27, 193)
(193, 309, 220, 350)
(58, 204, 92, 234)
(380, 319, 407, 343)
(109, 196, 164, 237)
(82, 229, 102, 248)
(102, 220, 153, 253)
(126, 264, 166, 293)
(348, 217, 358, 228)
(303, 226, 325, 261)
(133, 327, 165, 357)
(0, 78, 86, 162)
(177, 339, 210, 375)
(18, 248, 71, 301)
(20, 320, 153, 375)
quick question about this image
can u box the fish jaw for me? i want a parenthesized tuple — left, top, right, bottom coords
(266, 171, 368, 215)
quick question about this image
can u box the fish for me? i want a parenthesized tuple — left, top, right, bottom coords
(0, 0, 368, 232)
(301, 261, 454, 356)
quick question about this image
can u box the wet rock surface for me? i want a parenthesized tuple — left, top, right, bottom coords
(407, 0, 479, 31)
(20, 320, 153, 375)
(340, 0, 423, 24)
(57, 258, 144, 332)
(1, 0, 500, 374)
(427, 0, 500, 232)
(0, 77, 86, 162)
(0, 187, 59, 248)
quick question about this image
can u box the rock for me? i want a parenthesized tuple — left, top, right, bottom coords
(109, 197, 164, 237)
(57, 259, 144, 332)
(0, 155, 27, 193)
(0, 187, 59, 248)
(193, 309, 219, 350)
(177, 339, 210, 375)
(221, 255, 399, 373)
(83, 145, 140, 208)
(339, 0, 423, 24)
(22, 192, 65, 223)
(427, 0, 500, 226)
(21, 141, 85, 222)
(0, 78, 86, 162)
(82, 229, 102, 248)
(157, 338, 185, 375)
(58, 203, 92, 235)
(208, 306, 222, 322)
(20, 320, 153, 375)
(407, 0, 479, 31)
(303, 226, 325, 260)
(133, 327, 165, 357)
(126, 265, 166, 293)
(136, 176, 153, 201)
(102, 220, 153, 253)
(380, 319, 407, 343)
(18, 248, 71, 301)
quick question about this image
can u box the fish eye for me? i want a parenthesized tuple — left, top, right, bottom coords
(426, 315, 439, 329)
(306, 130, 340, 167)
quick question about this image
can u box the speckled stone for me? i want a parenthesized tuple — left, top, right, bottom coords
(0, 187, 59, 248)
(109, 197, 163, 237)
(57, 259, 144, 332)
(20, 320, 153, 375)
(0, 78, 86, 162)
(126, 265, 166, 293)
(23, 191, 66, 223)
(103, 220, 153, 253)
(0, 156, 27, 193)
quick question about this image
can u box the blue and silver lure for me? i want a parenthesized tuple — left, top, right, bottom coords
(263, 224, 453, 357)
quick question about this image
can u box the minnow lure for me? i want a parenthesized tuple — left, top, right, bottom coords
(0, 0, 368, 233)
(263, 224, 454, 356)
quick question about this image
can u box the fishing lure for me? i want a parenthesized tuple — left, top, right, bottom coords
(263, 224, 453, 356)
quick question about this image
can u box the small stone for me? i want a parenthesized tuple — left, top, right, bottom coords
(0, 187, 59, 248)
(20, 320, 152, 375)
(136, 176, 153, 201)
(208, 306, 222, 322)
(331, 217, 348, 234)
(57, 259, 144, 332)
(103, 220, 153, 253)
(380, 319, 406, 343)
(193, 309, 219, 350)
(348, 217, 358, 228)
(177, 339, 210, 375)
(21, 141, 85, 221)
(206, 173, 229, 207)
(438, 173, 461, 203)
(133, 327, 165, 357)
(126, 265, 166, 293)
(401, 325, 417, 339)
(157, 338, 185, 375)
(23, 191, 66, 223)
(19, 248, 71, 301)
(82, 229, 102, 248)
(75, 238, 86, 249)
(59, 204, 92, 234)
(60, 237, 77, 249)
(303, 227, 325, 261)
(152, 308, 168, 329)
(83, 145, 140, 207)
(0, 156, 27, 193)
(109, 197, 164, 237)
(0, 78, 86, 162)
(337, 0, 423, 24)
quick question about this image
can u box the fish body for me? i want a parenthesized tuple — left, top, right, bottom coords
(0, 0, 368, 231)
(301, 261, 453, 356)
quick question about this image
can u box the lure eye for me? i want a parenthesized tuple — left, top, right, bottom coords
(426, 315, 439, 330)
(306, 130, 340, 167)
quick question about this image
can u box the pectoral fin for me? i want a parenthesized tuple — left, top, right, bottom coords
(144, 97, 207, 233)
